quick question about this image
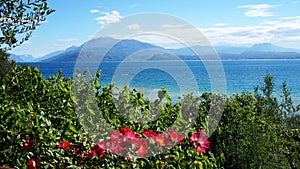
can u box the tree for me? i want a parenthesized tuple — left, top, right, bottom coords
(210, 75, 297, 168)
(0, 0, 54, 50)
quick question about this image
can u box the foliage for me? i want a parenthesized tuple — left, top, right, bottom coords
(0, 49, 11, 83)
(0, 62, 92, 168)
(210, 74, 300, 169)
(0, 63, 220, 168)
(0, 58, 299, 168)
(0, 0, 54, 50)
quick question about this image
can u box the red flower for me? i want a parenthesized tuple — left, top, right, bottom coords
(22, 138, 34, 150)
(86, 150, 96, 159)
(132, 138, 148, 149)
(137, 145, 148, 158)
(142, 130, 157, 138)
(58, 141, 71, 150)
(189, 130, 210, 154)
(153, 133, 171, 147)
(168, 129, 185, 143)
(26, 159, 37, 169)
(110, 130, 122, 142)
(92, 141, 106, 158)
(125, 156, 131, 161)
(105, 140, 125, 154)
(119, 127, 140, 139)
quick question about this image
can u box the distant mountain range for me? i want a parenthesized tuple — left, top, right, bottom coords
(9, 37, 300, 62)
(8, 53, 35, 62)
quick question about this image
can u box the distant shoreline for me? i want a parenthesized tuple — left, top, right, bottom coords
(16, 58, 300, 64)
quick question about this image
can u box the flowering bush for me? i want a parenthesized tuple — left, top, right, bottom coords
(190, 130, 210, 154)
(4, 61, 299, 168)
(0, 63, 220, 168)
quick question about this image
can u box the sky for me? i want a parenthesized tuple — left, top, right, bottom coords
(10, 0, 300, 58)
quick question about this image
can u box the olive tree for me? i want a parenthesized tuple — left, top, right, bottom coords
(0, 0, 54, 50)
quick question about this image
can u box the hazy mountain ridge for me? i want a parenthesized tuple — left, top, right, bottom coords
(9, 37, 300, 62)
(8, 53, 35, 62)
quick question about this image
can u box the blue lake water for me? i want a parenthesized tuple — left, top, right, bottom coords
(23, 60, 300, 103)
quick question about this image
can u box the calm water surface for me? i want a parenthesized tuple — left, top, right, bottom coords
(23, 60, 300, 103)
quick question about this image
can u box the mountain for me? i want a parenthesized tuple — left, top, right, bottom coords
(34, 50, 65, 62)
(40, 37, 166, 62)
(246, 43, 297, 53)
(41, 45, 83, 62)
(8, 53, 34, 62)
(215, 46, 249, 55)
(238, 43, 300, 59)
(10, 38, 300, 62)
(172, 43, 300, 60)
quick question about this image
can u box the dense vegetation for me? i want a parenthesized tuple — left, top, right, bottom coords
(0, 49, 300, 168)
(1, 0, 299, 168)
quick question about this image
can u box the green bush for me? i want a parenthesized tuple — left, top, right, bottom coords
(210, 75, 300, 169)
(0, 59, 220, 168)
(0, 52, 299, 168)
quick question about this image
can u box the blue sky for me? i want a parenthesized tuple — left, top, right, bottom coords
(10, 0, 300, 57)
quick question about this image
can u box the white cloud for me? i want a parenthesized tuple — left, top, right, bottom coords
(237, 4, 278, 17)
(127, 23, 141, 30)
(58, 38, 78, 42)
(129, 19, 300, 49)
(90, 9, 100, 13)
(280, 16, 300, 20)
(199, 19, 300, 48)
(95, 10, 121, 25)
(213, 23, 228, 27)
(260, 20, 280, 25)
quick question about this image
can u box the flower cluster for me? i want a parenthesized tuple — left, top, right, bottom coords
(87, 127, 149, 158)
(153, 129, 185, 147)
(86, 127, 186, 158)
(22, 129, 211, 167)
(26, 159, 39, 169)
(58, 141, 71, 150)
(189, 130, 210, 154)
(87, 141, 106, 158)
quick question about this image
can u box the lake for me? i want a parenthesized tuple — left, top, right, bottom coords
(23, 60, 300, 103)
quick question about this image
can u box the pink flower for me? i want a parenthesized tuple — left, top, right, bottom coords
(110, 130, 122, 142)
(22, 138, 34, 150)
(58, 141, 71, 150)
(153, 133, 171, 147)
(189, 130, 210, 154)
(142, 130, 157, 138)
(105, 140, 125, 154)
(132, 138, 148, 149)
(26, 159, 37, 169)
(92, 141, 106, 158)
(119, 127, 140, 139)
(125, 156, 131, 161)
(168, 129, 185, 143)
(137, 145, 148, 158)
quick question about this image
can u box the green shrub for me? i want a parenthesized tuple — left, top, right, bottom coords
(210, 75, 300, 169)
(0, 63, 220, 168)
(1, 59, 299, 168)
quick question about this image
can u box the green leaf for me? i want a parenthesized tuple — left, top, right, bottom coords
(69, 124, 78, 133)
